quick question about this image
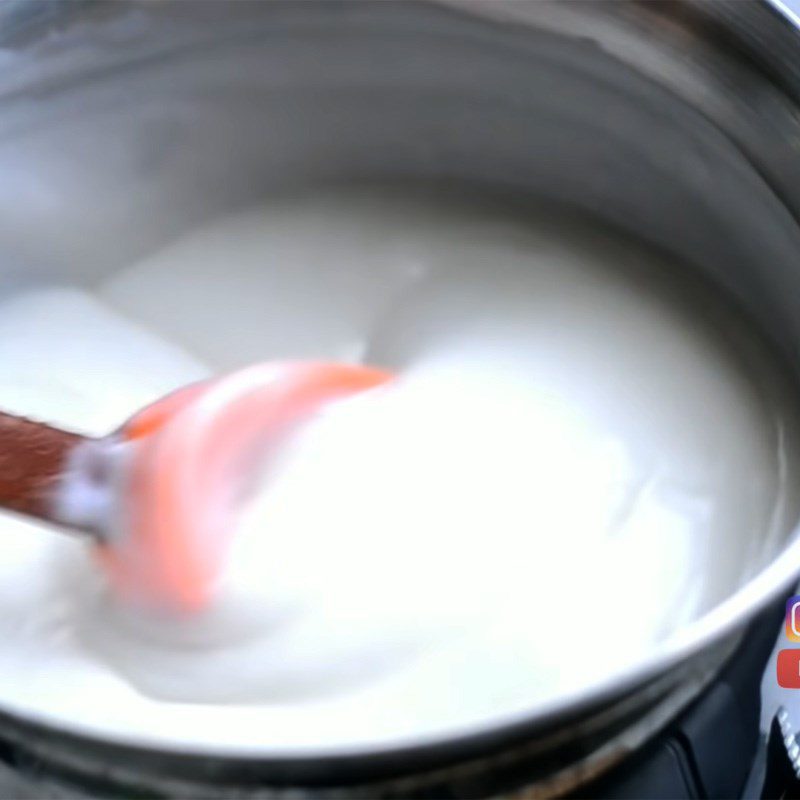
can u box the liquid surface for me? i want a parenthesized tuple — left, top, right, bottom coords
(0, 190, 797, 752)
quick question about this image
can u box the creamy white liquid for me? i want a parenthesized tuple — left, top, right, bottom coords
(0, 189, 796, 752)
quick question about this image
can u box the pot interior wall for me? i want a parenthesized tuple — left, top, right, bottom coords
(0, 1, 796, 353)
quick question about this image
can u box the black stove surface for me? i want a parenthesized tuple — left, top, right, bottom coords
(577, 601, 783, 799)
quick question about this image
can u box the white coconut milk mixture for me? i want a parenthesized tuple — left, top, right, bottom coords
(0, 190, 797, 752)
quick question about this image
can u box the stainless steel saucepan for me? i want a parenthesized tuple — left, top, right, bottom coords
(0, 1, 798, 796)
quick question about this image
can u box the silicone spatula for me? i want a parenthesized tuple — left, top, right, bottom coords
(0, 361, 391, 611)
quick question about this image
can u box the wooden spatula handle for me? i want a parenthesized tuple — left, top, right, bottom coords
(0, 411, 86, 524)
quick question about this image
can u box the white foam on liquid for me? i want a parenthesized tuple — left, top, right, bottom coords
(0, 189, 795, 752)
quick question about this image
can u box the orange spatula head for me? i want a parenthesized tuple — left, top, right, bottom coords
(98, 362, 392, 611)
